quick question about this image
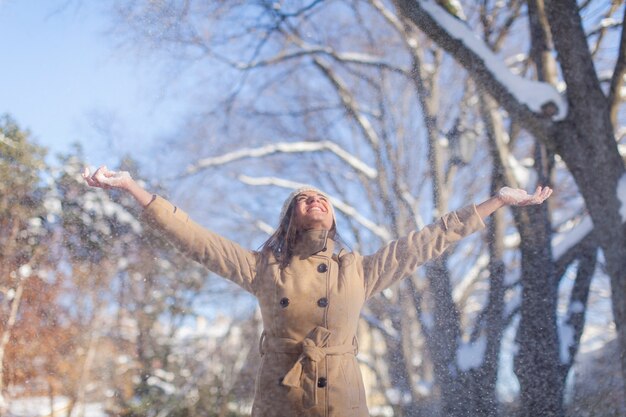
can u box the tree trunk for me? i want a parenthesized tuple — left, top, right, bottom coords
(0, 280, 24, 413)
(473, 96, 509, 417)
(74, 324, 99, 417)
(423, 257, 470, 417)
(556, 128, 626, 399)
(395, 294, 423, 416)
(513, 198, 563, 417)
(542, 0, 626, 396)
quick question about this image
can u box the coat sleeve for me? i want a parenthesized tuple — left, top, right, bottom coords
(362, 204, 485, 300)
(140, 195, 258, 295)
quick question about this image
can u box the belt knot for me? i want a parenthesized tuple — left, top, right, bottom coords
(301, 338, 326, 363)
(275, 326, 355, 409)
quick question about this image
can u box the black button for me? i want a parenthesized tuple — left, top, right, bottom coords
(317, 297, 329, 308)
(317, 264, 328, 273)
(278, 376, 284, 385)
(317, 377, 327, 388)
(279, 297, 290, 308)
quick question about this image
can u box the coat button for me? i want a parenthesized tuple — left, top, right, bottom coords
(279, 297, 290, 308)
(317, 377, 327, 388)
(317, 297, 328, 308)
(317, 263, 328, 273)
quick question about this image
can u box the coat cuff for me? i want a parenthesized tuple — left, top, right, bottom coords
(444, 204, 486, 235)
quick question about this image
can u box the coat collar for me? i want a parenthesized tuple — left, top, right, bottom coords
(292, 229, 334, 259)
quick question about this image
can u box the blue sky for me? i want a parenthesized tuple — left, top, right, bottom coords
(0, 1, 187, 167)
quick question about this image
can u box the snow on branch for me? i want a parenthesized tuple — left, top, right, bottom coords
(238, 175, 392, 241)
(552, 216, 594, 260)
(618, 173, 626, 222)
(185, 141, 377, 179)
(586, 17, 622, 38)
(396, 0, 567, 124)
(235, 44, 408, 75)
(420, 0, 567, 118)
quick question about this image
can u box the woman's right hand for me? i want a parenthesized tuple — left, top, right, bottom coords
(83, 165, 155, 207)
(83, 166, 132, 190)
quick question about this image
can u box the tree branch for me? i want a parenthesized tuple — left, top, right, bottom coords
(527, 0, 558, 85)
(504, 305, 520, 328)
(182, 141, 377, 179)
(559, 240, 597, 369)
(552, 213, 601, 278)
(490, 0, 525, 51)
(552, 216, 594, 264)
(235, 44, 408, 75)
(312, 57, 381, 147)
(272, 0, 325, 19)
(587, 2, 622, 58)
(587, 18, 622, 40)
(544, 0, 606, 121)
(608, 6, 626, 127)
(478, 93, 522, 189)
(392, 0, 562, 138)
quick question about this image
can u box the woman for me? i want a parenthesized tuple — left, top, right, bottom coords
(83, 166, 552, 417)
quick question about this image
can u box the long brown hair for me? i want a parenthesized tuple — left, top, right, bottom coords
(260, 198, 300, 269)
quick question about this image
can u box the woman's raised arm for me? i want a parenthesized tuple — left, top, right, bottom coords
(83, 165, 259, 294)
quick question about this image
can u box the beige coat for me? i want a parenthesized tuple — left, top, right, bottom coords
(142, 196, 485, 417)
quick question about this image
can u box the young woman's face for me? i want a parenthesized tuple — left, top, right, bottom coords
(292, 191, 334, 231)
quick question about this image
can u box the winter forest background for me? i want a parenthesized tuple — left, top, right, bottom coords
(1, 0, 625, 416)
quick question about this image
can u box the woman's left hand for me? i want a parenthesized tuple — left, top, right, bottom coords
(496, 186, 553, 206)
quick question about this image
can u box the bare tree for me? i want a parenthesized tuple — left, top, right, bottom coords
(390, 1, 624, 415)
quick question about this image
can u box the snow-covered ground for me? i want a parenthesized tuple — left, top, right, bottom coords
(8, 397, 106, 417)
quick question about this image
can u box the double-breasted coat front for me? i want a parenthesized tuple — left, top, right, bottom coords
(142, 195, 485, 417)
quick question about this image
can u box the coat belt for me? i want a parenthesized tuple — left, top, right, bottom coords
(259, 326, 357, 409)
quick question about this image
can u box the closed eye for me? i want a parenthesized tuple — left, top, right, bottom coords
(295, 192, 327, 203)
